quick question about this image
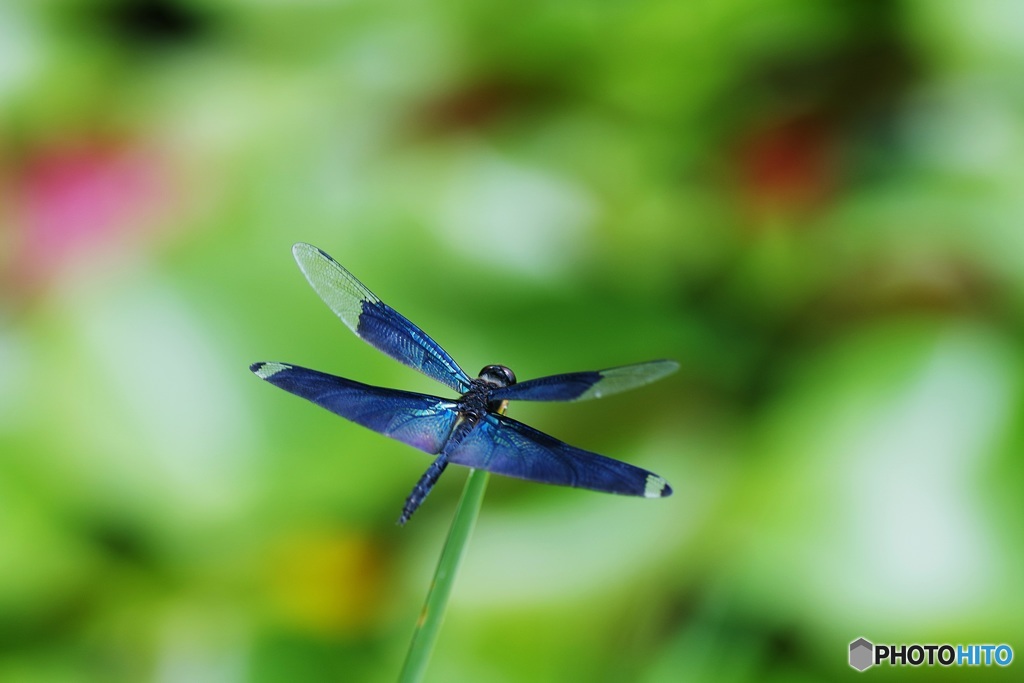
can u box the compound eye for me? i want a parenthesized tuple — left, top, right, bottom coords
(479, 364, 516, 387)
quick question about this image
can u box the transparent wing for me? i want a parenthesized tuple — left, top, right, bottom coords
(490, 360, 678, 402)
(292, 243, 472, 393)
(251, 362, 459, 454)
(447, 413, 671, 498)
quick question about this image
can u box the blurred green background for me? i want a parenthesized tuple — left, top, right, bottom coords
(2, 1, 1023, 681)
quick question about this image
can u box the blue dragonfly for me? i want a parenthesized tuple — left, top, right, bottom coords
(251, 244, 676, 524)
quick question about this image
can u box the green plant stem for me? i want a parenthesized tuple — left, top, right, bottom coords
(398, 467, 490, 683)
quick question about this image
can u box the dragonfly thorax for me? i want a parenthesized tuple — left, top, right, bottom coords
(457, 365, 516, 416)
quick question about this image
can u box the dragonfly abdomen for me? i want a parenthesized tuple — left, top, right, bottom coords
(399, 454, 450, 525)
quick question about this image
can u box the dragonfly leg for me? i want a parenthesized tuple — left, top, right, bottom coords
(399, 453, 450, 525)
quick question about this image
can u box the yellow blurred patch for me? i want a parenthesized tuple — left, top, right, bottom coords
(265, 529, 387, 636)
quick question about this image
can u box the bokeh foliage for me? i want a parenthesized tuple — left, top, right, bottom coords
(2, 1, 1022, 681)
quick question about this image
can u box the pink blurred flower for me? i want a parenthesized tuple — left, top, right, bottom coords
(5, 136, 176, 291)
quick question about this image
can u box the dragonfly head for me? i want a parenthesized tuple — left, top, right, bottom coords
(478, 364, 516, 388)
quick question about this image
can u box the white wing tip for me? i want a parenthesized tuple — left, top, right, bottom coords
(644, 473, 671, 498)
(252, 361, 292, 379)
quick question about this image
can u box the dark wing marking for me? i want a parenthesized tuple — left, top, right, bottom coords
(291, 243, 472, 393)
(447, 413, 671, 498)
(251, 362, 458, 454)
(490, 360, 679, 402)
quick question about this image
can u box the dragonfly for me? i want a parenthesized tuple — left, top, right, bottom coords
(251, 243, 676, 524)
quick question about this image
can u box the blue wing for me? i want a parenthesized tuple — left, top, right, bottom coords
(447, 413, 671, 498)
(251, 362, 459, 454)
(490, 360, 678, 402)
(291, 243, 473, 393)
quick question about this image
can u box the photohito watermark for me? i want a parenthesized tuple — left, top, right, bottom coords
(849, 637, 1013, 671)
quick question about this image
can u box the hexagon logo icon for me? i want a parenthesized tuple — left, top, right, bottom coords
(850, 637, 874, 671)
